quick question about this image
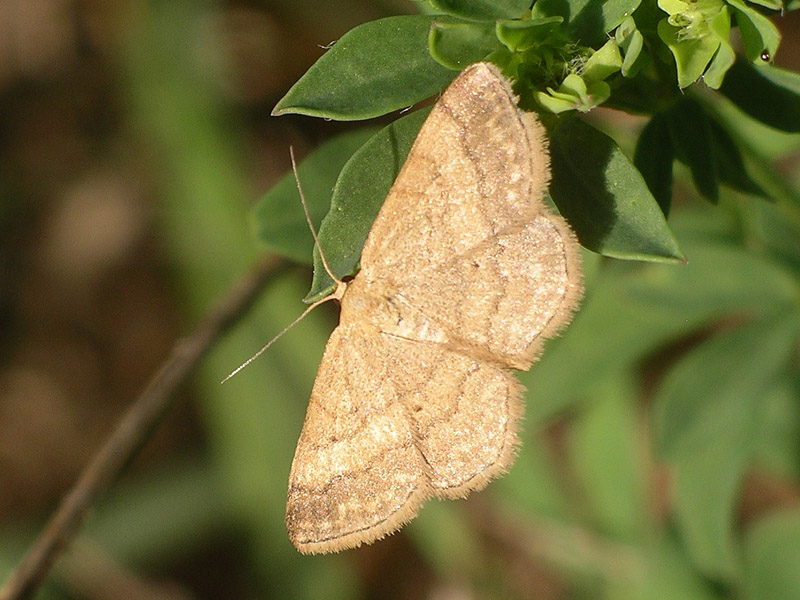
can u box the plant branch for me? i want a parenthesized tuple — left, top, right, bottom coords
(0, 255, 283, 600)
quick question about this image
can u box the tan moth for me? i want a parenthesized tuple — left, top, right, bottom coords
(285, 62, 582, 554)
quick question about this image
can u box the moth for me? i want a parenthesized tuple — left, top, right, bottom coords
(285, 62, 582, 554)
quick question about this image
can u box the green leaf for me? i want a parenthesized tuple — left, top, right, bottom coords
(707, 118, 766, 197)
(582, 38, 623, 82)
(655, 314, 800, 578)
(429, 20, 502, 69)
(535, 89, 583, 113)
(427, 0, 531, 19)
(719, 58, 800, 132)
(253, 129, 377, 264)
(668, 95, 770, 201)
(751, 59, 800, 95)
(707, 92, 800, 206)
(621, 537, 721, 600)
(615, 16, 647, 77)
(702, 6, 735, 89)
(634, 113, 675, 214)
(666, 98, 719, 202)
(568, 377, 648, 541)
(495, 16, 564, 52)
(537, 73, 611, 112)
(741, 199, 800, 271)
(272, 16, 457, 120)
(548, 117, 684, 262)
(657, 17, 720, 88)
(670, 446, 746, 579)
(535, 76, 586, 113)
(727, 0, 781, 62)
(745, 0, 783, 7)
(749, 382, 800, 478)
(656, 315, 798, 460)
(306, 108, 430, 301)
(744, 510, 800, 600)
(627, 213, 800, 313)
(532, 0, 642, 47)
(495, 438, 570, 519)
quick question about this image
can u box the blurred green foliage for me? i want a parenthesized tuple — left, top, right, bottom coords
(2, 0, 798, 599)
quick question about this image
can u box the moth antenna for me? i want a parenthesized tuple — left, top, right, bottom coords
(290, 146, 342, 286)
(221, 294, 336, 384)
(222, 148, 345, 384)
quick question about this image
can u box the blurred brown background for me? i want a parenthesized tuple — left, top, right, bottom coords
(1, 2, 419, 598)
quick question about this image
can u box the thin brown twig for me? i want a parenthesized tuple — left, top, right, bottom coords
(0, 255, 283, 600)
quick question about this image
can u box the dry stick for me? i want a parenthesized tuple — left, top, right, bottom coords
(0, 255, 283, 600)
